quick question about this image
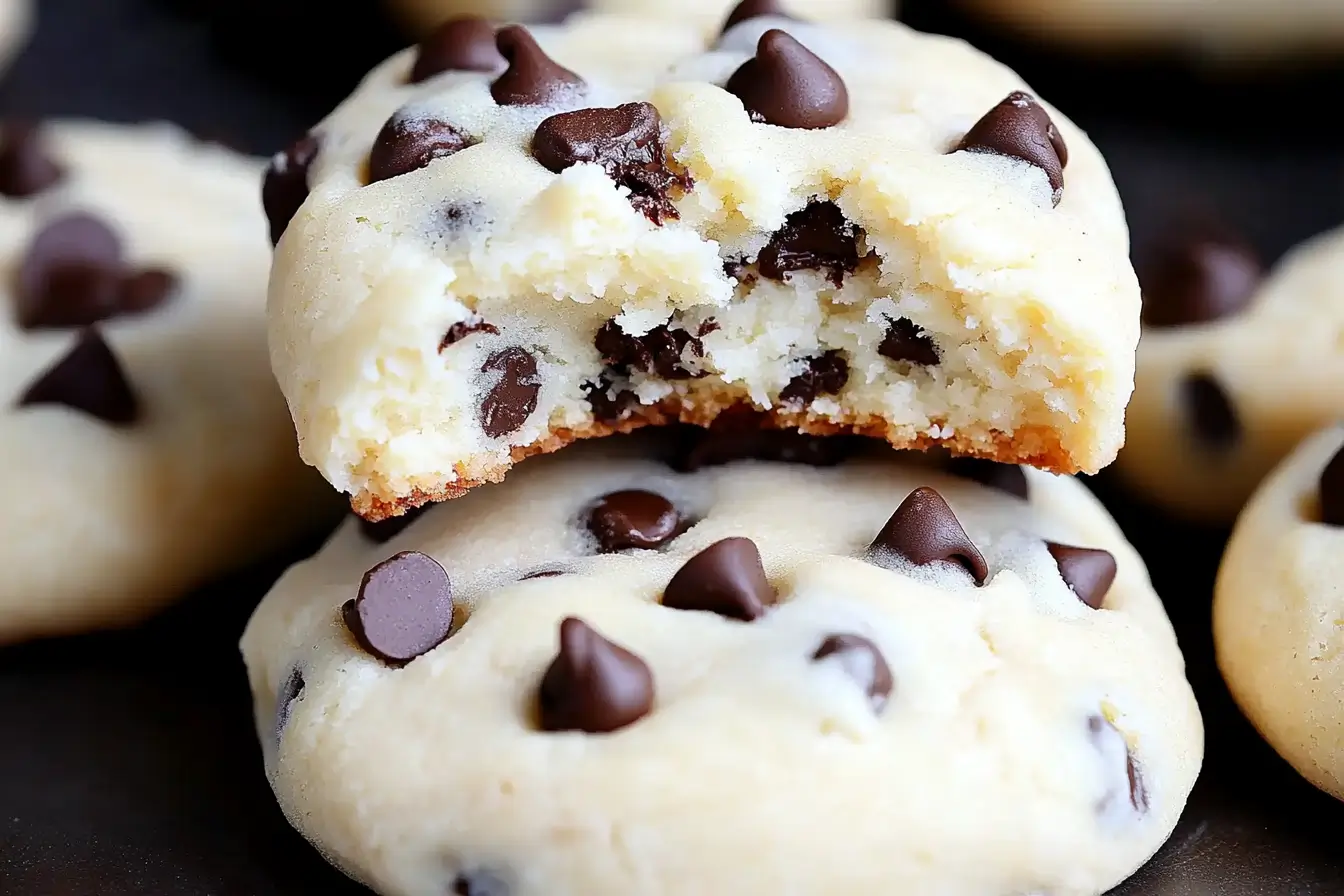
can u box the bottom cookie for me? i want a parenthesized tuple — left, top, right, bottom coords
(242, 433, 1202, 896)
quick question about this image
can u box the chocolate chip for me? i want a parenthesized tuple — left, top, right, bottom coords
(18, 328, 139, 425)
(675, 425, 858, 471)
(532, 102, 685, 224)
(588, 490, 681, 552)
(440, 317, 500, 350)
(725, 29, 848, 130)
(813, 634, 893, 713)
(263, 134, 319, 246)
(757, 201, 859, 286)
(1320, 444, 1344, 527)
(595, 318, 705, 379)
(1088, 715, 1147, 815)
(451, 869, 511, 896)
(721, 0, 793, 32)
(368, 114, 472, 184)
(478, 347, 541, 438)
(1182, 372, 1239, 450)
(491, 25, 584, 107)
(946, 457, 1029, 500)
(583, 377, 639, 422)
(662, 537, 774, 620)
(0, 122, 64, 198)
(274, 668, 304, 737)
(956, 91, 1067, 206)
(1140, 236, 1262, 328)
(16, 213, 122, 329)
(878, 317, 939, 366)
(357, 504, 430, 544)
(869, 487, 988, 585)
(410, 16, 504, 83)
(538, 617, 654, 733)
(1046, 542, 1116, 610)
(119, 268, 178, 314)
(779, 350, 848, 405)
(341, 551, 454, 666)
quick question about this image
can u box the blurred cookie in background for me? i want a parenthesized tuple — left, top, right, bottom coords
(0, 0, 31, 71)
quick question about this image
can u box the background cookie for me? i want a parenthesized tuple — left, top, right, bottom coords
(1214, 423, 1344, 801)
(0, 0, 30, 72)
(0, 120, 338, 643)
(242, 435, 1202, 896)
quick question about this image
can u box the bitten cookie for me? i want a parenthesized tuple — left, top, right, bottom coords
(242, 433, 1202, 896)
(0, 120, 338, 643)
(265, 9, 1140, 520)
(0, 0, 30, 71)
(1214, 424, 1344, 801)
(1115, 226, 1344, 523)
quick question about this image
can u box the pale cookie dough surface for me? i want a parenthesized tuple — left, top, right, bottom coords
(0, 0, 29, 72)
(1115, 226, 1344, 523)
(1214, 424, 1344, 801)
(0, 121, 339, 643)
(266, 11, 1139, 519)
(242, 436, 1202, 896)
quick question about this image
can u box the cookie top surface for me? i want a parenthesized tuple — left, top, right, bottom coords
(242, 435, 1201, 896)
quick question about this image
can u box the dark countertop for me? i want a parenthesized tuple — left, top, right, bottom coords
(2, 1, 1342, 894)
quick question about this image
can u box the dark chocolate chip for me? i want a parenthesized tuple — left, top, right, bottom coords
(725, 29, 848, 130)
(582, 377, 639, 422)
(532, 102, 685, 224)
(721, 0, 793, 33)
(869, 487, 988, 585)
(1182, 372, 1239, 450)
(478, 347, 541, 438)
(0, 122, 64, 198)
(1320, 444, 1344, 527)
(357, 504, 430, 544)
(878, 317, 939, 366)
(452, 869, 512, 896)
(956, 91, 1067, 206)
(118, 268, 179, 314)
(16, 213, 124, 329)
(341, 551, 454, 666)
(947, 457, 1029, 500)
(274, 668, 305, 737)
(368, 114, 472, 184)
(757, 200, 859, 286)
(491, 25, 585, 107)
(18, 328, 139, 425)
(814, 634, 893, 713)
(1088, 715, 1147, 815)
(1046, 542, 1116, 610)
(440, 317, 500, 350)
(588, 490, 680, 552)
(263, 134, 320, 246)
(410, 16, 504, 83)
(662, 537, 774, 620)
(1140, 236, 1262, 328)
(594, 318, 705, 379)
(538, 617, 654, 733)
(779, 350, 848, 405)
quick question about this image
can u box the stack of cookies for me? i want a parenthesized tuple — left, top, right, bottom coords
(242, 5, 1207, 895)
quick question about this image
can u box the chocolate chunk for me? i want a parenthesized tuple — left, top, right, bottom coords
(18, 329, 139, 425)
(274, 668, 304, 737)
(725, 29, 848, 130)
(1320, 444, 1344, 527)
(16, 213, 123, 329)
(869, 487, 988, 585)
(956, 91, 1067, 206)
(452, 869, 511, 896)
(532, 102, 685, 224)
(368, 114, 472, 184)
(1088, 715, 1147, 815)
(1182, 372, 1239, 450)
(662, 537, 774, 620)
(582, 377, 639, 422)
(478, 347, 541, 438)
(491, 25, 584, 107)
(341, 551, 454, 666)
(813, 634, 893, 713)
(721, 0, 793, 32)
(440, 317, 500, 350)
(946, 457, 1029, 500)
(410, 16, 504, 83)
(588, 490, 681, 552)
(878, 317, 940, 366)
(757, 201, 859, 286)
(357, 504, 430, 544)
(676, 425, 858, 471)
(1046, 542, 1116, 610)
(594, 318, 705, 379)
(779, 350, 848, 405)
(0, 122, 64, 198)
(1140, 236, 1262, 328)
(263, 134, 320, 246)
(119, 268, 178, 314)
(538, 617, 654, 733)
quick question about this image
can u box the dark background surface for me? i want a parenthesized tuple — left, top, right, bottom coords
(2, 1, 1343, 894)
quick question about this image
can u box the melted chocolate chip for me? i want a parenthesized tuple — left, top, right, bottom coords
(16, 213, 122, 329)
(946, 457, 1029, 500)
(956, 91, 1067, 206)
(410, 16, 504, 83)
(675, 425, 859, 471)
(583, 377, 639, 422)
(1140, 236, 1262, 328)
(662, 537, 774, 620)
(878, 317, 940, 366)
(757, 201, 859, 286)
(721, 0, 793, 33)
(725, 29, 848, 130)
(440, 317, 500, 350)
(341, 551, 454, 666)
(538, 617, 654, 733)
(478, 347, 541, 438)
(1088, 715, 1148, 815)
(1046, 542, 1116, 610)
(357, 504, 430, 544)
(594, 318, 705, 379)
(588, 490, 681, 552)
(274, 668, 305, 738)
(368, 114, 473, 184)
(813, 634, 893, 713)
(0, 122, 64, 197)
(779, 350, 848, 405)
(491, 25, 584, 107)
(1320, 444, 1344, 527)
(452, 869, 512, 896)
(1182, 372, 1239, 450)
(18, 328, 139, 425)
(869, 487, 988, 585)
(263, 134, 320, 246)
